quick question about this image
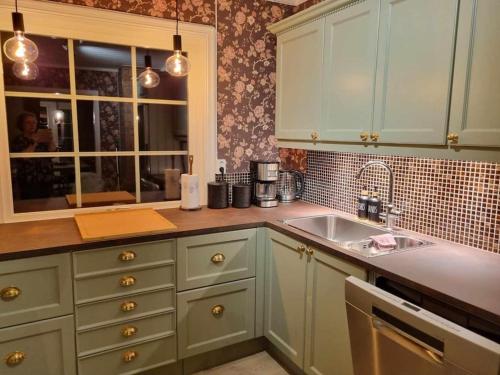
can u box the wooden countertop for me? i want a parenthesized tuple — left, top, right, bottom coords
(0, 201, 499, 326)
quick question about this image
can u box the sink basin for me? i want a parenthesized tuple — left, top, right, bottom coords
(283, 215, 432, 257)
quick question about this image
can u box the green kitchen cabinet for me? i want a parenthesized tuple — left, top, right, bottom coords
(303, 247, 366, 375)
(372, 0, 459, 144)
(275, 18, 324, 141)
(264, 229, 366, 373)
(448, 0, 500, 146)
(321, 0, 380, 142)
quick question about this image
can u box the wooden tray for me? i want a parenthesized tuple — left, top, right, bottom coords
(74, 208, 177, 241)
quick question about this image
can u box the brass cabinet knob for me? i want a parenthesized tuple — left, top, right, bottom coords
(119, 251, 136, 262)
(306, 246, 314, 256)
(211, 304, 225, 317)
(311, 131, 319, 144)
(5, 351, 25, 367)
(122, 350, 138, 363)
(120, 276, 136, 287)
(447, 133, 459, 144)
(121, 325, 138, 338)
(211, 253, 225, 264)
(370, 132, 380, 142)
(1, 286, 21, 301)
(121, 301, 137, 312)
(360, 132, 369, 141)
(297, 244, 306, 254)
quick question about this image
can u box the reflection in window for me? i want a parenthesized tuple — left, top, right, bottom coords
(136, 48, 187, 101)
(74, 41, 132, 97)
(77, 100, 133, 152)
(6, 97, 73, 152)
(1, 33, 70, 94)
(11, 157, 75, 213)
(138, 104, 188, 151)
(140, 155, 188, 202)
(79, 156, 135, 207)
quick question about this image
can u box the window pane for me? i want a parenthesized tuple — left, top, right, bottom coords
(6, 97, 74, 152)
(74, 41, 132, 97)
(1, 32, 70, 94)
(80, 156, 136, 207)
(136, 48, 187, 101)
(77, 100, 134, 151)
(138, 103, 188, 151)
(140, 155, 187, 202)
(11, 157, 75, 213)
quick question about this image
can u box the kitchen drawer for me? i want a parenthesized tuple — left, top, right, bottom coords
(177, 229, 256, 291)
(177, 278, 256, 358)
(77, 311, 175, 356)
(0, 315, 76, 375)
(75, 264, 175, 304)
(73, 240, 175, 276)
(78, 334, 176, 375)
(76, 287, 175, 330)
(0, 253, 73, 328)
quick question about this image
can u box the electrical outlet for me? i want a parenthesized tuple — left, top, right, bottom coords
(217, 159, 227, 173)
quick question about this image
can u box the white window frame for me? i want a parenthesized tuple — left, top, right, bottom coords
(0, 0, 217, 222)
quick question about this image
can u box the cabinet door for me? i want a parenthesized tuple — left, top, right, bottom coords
(321, 0, 380, 142)
(264, 230, 308, 368)
(304, 249, 366, 375)
(372, 0, 459, 144)
(276, 19, 324, 141)
(449, 0, 500, 146)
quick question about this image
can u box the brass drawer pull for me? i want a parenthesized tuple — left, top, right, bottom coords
(1, 286, 21, 301)
(297, 244, 306, 254)
(122, 350, 138, 363)
(121, 301, 137, 312)
(120, 276, 136, 287)
(119, 251, 136, 262)
(306, 246, 314, 256)
(447, 133, 459, 144)
(121, 326, 138, 338)
(311, 131, 319, 145)
(211, 253, 225, 264)
(211, 304, 225, 317)
(360, 132, 369, 141)
(5, 351, 25, 367)
(370, 132, 380, 142)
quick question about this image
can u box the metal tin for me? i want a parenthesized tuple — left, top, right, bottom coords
(232, 183, 252, 208)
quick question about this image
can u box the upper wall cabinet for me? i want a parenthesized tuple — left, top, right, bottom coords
(372, 0, 459, 144)
(448, 0, 500, 146)
(321, 0, 379, 142)
(276, 18, 324, 141)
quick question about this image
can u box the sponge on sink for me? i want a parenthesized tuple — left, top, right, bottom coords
(370, 233, 397, 250)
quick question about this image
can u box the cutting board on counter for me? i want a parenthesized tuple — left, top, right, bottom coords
(74, 208, 177, 241)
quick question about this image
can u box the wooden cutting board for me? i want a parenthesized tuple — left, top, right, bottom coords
(66, 191, 136, 207)
(74, 208, 177, 241)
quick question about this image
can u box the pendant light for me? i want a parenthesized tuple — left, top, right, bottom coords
(3, 0, 39, 63)
(12, 61, 38, 80)
(138, 54, 160, 88)
(165, 0, 190, 77)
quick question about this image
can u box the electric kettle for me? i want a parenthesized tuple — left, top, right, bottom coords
(277, 170, 305, 202)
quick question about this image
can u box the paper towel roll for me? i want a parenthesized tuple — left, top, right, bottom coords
(164, 169, 181, 200)
(181, 174, 200, 209)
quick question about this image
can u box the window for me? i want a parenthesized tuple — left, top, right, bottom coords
(0, 1, 216, 221)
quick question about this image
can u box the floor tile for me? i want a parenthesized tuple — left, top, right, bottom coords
(194, 351, 289, 375)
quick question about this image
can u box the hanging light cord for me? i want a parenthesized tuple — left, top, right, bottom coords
(15, 0, 18, 13)
(175, 0, 179, 35)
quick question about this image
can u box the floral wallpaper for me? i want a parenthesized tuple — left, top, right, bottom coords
(279, 147, 307, 172)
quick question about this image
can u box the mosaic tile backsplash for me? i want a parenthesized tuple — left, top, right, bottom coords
(301, 150, 500, 253)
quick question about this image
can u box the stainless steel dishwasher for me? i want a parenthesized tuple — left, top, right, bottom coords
(345, 276, 500, 375)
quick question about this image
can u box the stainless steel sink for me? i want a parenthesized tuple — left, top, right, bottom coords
(283, 215, 432, 257)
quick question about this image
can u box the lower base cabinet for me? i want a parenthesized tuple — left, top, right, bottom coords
(265, 229, 366, 375)
(177, 278, 256, 359)
(0, 315, 76, 375)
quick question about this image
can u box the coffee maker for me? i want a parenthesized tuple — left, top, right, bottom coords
(250, 161, 279, 208)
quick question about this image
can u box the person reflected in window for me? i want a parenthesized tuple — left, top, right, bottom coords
(11, 112, 56, 199)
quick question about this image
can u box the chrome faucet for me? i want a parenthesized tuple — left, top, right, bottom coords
(356, 161, 400, 230)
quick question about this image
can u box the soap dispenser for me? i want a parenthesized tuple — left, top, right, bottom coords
(357, 186, 369, 220)
(367, 187, 381, 223)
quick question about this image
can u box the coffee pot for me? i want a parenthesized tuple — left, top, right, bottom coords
(277, 170, 305, 203)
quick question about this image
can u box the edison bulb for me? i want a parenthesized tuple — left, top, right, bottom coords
(138, 67, 160, 88)
(12, 61, 38, 80)
(3, 31, 39, 63)
(165, 51, 190, 77)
